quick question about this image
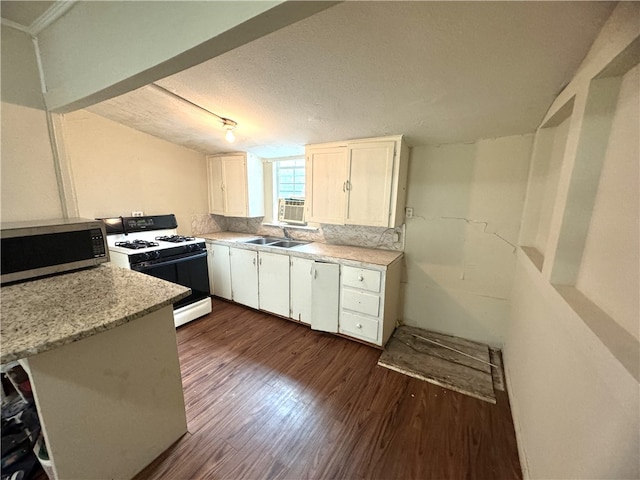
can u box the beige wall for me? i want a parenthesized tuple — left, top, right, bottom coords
(63, 110, 208, 234)
(505, 3, 640, 478)
(0, 27, 63, 222)
(403, 134, 533, 346)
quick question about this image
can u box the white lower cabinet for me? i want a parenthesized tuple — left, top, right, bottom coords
(290, 257, 313, 323)
(339, 262, 401, 346)
(206, 242, 232, 300)
(258, 251, 290, 317)
(207, 241, 402, 347)
(229, 247, 259, 309)
(340, 311, 380, 343)
(310, 262, 340, 333)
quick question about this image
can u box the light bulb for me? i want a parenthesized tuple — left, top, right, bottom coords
(225, 128, 235, 143)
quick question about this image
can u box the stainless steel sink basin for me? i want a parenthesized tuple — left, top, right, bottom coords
(241, 237, 308, 248)
(242, 237, 283, 245)
(269, 240, 308, 249)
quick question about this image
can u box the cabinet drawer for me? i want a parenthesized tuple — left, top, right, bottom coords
(342, 266, 381, 292)
(340, 312, 379, 343)
(342, 289, 380, 317)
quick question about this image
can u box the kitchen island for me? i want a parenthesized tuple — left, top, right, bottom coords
(1, 264, 191, 480)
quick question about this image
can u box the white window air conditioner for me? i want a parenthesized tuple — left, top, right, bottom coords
(278, 198, 306, 225)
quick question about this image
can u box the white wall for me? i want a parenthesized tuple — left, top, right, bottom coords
(403, 134, 533, 346)
(533, 118, 570, 254)
(507, 253, 638, 479)
(63, 110, 208, 234)
(576, 64, 639, 341)
(505, 3, 640, 478)
(0, 27, 63, 222)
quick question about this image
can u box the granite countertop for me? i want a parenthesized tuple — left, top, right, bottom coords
(200, 232, 403, 268)
(0, 264, 190, 364)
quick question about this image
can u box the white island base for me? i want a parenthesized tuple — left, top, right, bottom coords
(21, 305, 187, 480)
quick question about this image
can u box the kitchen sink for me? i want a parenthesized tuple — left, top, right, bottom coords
(269, 240, 308, 249)
(242, 237, 284, 245)
(241, 237, 308, 248)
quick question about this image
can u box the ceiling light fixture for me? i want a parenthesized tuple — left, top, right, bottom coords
(150, 83, 238, 143)
(222, 118, 236, 143)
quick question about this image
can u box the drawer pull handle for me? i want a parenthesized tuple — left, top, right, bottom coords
(356, 323, 362, 329)
(358, 275, 364, 281)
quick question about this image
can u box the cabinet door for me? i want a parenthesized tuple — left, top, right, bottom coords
(346, 141, 395, 226)
(290, 257, 313, 324)
(306, 147, 348, 224)
(229, 248, 258, 309)
(258, 251, 290, 317)
(207, 156, 225, 215)
(207, 243, 231, 300)
(310, 262, 340, 333)
(222, 156, 248, 217)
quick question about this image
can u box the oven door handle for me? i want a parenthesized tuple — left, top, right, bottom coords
(133, 251, 207, 270)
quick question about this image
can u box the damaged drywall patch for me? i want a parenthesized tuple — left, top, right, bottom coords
(441, 216, 517, 252)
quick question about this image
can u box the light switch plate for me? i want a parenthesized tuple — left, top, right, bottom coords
(405, 207, 413, 219)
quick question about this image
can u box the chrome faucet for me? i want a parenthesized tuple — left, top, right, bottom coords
(283, 227, 291, 239)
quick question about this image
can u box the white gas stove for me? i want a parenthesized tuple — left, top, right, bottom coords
(101, 214, 211, 327)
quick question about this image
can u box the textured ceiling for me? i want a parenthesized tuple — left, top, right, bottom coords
(0, 1, 56, 28)
(88, 1, 615, 158)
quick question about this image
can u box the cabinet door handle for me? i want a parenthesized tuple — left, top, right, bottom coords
(253, 258, 256, 266)
(358, 274, 364, 281)
(356, 323, 362, 329)
(347, 180, 352, 191)
(259, 257, 262, 266)
(342, 181, 346, 192)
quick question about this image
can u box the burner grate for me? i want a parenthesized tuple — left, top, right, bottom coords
(155, 235, 196, 243)
(115, 240, 160, 250)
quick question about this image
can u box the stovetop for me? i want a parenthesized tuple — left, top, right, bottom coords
(107, 229, 205, 256)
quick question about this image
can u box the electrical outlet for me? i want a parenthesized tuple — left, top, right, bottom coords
(405, 207, 414, 219)
(131, 211, 144, 217)
(392, 232, 400, 243)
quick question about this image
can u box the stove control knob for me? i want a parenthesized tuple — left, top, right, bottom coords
(150, 251, 160, 260)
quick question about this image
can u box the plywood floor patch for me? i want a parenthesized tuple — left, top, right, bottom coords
(378, 326, 497, 404)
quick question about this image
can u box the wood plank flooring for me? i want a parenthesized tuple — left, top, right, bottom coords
(134, 298, 522, 480)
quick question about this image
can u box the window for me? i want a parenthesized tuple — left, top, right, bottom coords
(275, 158, 305, 199)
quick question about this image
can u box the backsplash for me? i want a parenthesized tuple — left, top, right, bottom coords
(191, 213, 227, 235)
(191, 214, 404, 251)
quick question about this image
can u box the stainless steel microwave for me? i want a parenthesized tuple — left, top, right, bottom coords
(1, 218, 109, 284)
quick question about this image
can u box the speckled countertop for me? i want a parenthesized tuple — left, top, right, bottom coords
(200, 232, 403, 269)
(0, 264, 190, 364)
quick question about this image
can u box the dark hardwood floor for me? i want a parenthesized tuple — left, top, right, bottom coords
(134, 298, 522, 480)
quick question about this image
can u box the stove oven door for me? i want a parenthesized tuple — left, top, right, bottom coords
(133, 252, 210, 309)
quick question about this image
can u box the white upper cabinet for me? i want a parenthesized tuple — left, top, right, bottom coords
(306, 146, 349, 224)
(206, 152, 264, 217)
(305, 135, 408, 227)
(346, 140, 395, 226)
